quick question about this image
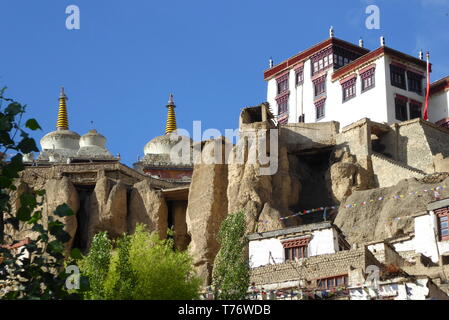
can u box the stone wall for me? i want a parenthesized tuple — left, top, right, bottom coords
(280, 121, 339, 153)
(371, 153, 425, 188)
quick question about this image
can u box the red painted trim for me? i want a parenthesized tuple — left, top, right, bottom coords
(430, 76, 449, 95)
(275, 91, 290, 101)
(294, 64, 304, 72)
(409, 99, 423, 106)
(359, 64, 376, 74)
(332, 46, 429, 81)
(263, 37, 369, 80)
(340, 74, 357, 84)
(390, 61, 408, 69)
(395, 94, 409, 101)
(314, 97, 326, 106)
(275, 71, 290, 82)
(436, 117, 449, 126)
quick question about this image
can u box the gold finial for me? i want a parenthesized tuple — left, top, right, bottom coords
(165, 93, 177, 134)
(56, 87, 69, 130)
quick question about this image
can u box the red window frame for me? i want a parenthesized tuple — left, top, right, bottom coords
(276, 73, 289, 95)
(316, 275, 348, 289)
(342, 78, 357, 102)
(435, 207, 449, 241)
(361, 68, 375, 92)
(315, 98, 326, 120)
(282, 238, 310, 261)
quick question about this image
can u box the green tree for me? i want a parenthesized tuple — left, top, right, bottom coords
(212, 211, 250, 300)
(0, 88, 81, 299)
(79, 225, 201, 300)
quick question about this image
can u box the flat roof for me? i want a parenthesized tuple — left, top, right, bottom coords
(247, 221, 333, 241)
(427, 198, 449, 211)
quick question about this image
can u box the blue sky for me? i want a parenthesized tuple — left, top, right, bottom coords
(0, 0, 448, 166)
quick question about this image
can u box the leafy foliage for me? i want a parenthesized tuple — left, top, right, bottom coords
(79, 225, 202, 300)
(0, 88, 81, 299)
(212, 211, 250, 300)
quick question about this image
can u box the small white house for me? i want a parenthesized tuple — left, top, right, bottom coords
(247, 222, 350, 268)
(367, 198, 449, 265)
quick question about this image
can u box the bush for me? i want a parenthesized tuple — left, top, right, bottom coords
(80, 225, 201, 300)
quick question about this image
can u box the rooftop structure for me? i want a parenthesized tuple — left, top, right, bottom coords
(265, 31, 448, 129)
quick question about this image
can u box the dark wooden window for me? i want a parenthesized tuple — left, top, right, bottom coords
(311, 48, 333, 75)
(276, 93, 289, 116)
(315, 99, 326, 120)
(284, 246, 308, 260)
(395, 96, 408, 121)
(317, 275, 348, 289)
(407, 71, 423, 95)
(342, 78, 356, 102)
(409, 100, 422, 119)
(435, 207, 449, 241)
(313, 75, 327, 98)
(282, 238, 309, 261)
(361, 68, 375, 92)
(390, 65, 406, 89)
(295, 67, 304, 86)
(276, 74, 289, 95)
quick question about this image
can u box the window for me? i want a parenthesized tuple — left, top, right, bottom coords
(395, 96, 408, 121)
(311, 48, 333, 75)
(390, 65, 406, 89)
(313, 75, 327, 97)
(317, 275, 348, 289)
(282, 238, 309, 261)
(409, 100, 422, 119)
(315, 98, 326, 120)
(276, 74, 289, 95)
(276, 93, 289, 116)
(295, 66, 304, 86)
(407, 71, 423, 95)
(298, 114, 305, 123)
(361, 68, 375, 92)
(435, 207, 449, 241)
(342, 77, 356, 102)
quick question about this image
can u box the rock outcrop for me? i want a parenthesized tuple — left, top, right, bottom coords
(128, 179, 168, 238)
(186, 139, 229, 285)
(326, 150, 371, 203)
(87, 177, 127, 245)
(334, 175, 449, 244)
(43, 177, 80, 251)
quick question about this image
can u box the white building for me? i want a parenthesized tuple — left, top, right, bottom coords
(429, 76, 449, 128)
(368, 198, 449, 266)
(265, 32, 444, 129)
(248, 222, 350, 268)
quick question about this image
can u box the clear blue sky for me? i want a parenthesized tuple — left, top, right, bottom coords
(1, 0, 448, 166)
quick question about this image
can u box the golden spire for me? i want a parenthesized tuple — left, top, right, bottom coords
(56, 87, 69, 130)
(165, 93, 177, 134)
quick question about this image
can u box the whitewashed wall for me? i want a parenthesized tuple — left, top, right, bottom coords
(429, 91, 449, 123)
(249, 227, 339, 268)
(267, 54, 429, 129)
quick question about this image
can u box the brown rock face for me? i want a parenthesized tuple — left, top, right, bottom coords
(334, 176, 449, 244)
(326, 150, 371, 203)
(227, 144, 301, 234)
(186, 139, 229, 285)
(43, 177, 80, 251)
(128, 179, 168, 239)
(87, 177, 127, 245)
